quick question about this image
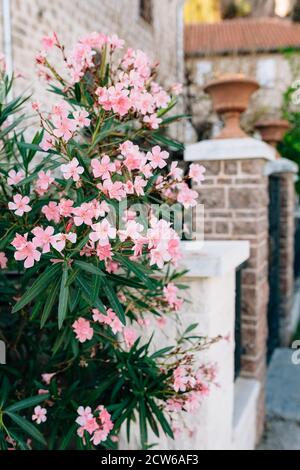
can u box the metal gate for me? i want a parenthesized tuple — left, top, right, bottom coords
(267, 175, 281, 362)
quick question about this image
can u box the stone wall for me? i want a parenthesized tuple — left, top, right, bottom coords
(185, 137, 277, 441)
(185, 53, 293, 142)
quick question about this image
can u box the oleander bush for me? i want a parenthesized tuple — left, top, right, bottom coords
(0, 32, 217, 450)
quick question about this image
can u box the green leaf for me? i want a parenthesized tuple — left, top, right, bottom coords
(58, 423, 77, 450)
(76, 275, 106, 313)
(148, 398, 173, 439)
(150, 346, 173, 359)
(40, 279, 60, 328)
(58, 264, 69, 329)
(139, 398, 148, 449)
(12, 264, 60, 313)
(74, 260, 105, 278)
(6, 394, 50, 413)
(103, 282, 126, 325)
(5, 412, 47, 446)
(115, 255, 158, 290)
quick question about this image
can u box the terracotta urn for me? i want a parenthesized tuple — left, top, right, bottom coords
(255, 119, 290, 148)
(204, 74, 259, 139)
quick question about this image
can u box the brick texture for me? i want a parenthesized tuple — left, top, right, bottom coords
(195, 157, 269, 443)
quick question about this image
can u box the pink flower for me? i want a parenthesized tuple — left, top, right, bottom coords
(42, 201, 60, 223)
(41, 33, 57, 51)
(163, 283, 183, 311)
(89, 218, 116, 245)
(32, 226, 56, 253)
(7, 169, 25, 186)
(76, 406, 93, 427)
(11, 233, 28, 250)
(41, 373, 56, 385)
(40, 133, 55, 151)
(32, 406, 47, 425)
(109, 34, 125, 50)
(121, 142, 144, 171)
(143, 113, 162, 130)
(35, 170, 54, 194)
(73, 109, 90, 128)
(91, 155, 115, 180)
(147, 146, 169, 169)
(123, 327, 138, 349)
(72, 317, 94, 343)
(92, 308, 123, 334)
(101, 179, 126, 201)
(73, 202, 95, 226)
(0, 252, 8, 269)
(134, 176, 147, 196)
(169, 161, 183, 181)
(32, 101, 41, 111)
(170, 82, 183, 95)
(189, 164, 206, 185)
(51, 102, 69, 119)
(61, 158, 84, 182)
(76, 404, 113, 446)
(14, 241, 41, 269)
(153, 89, 170, 109)
(58, 198, 74, 217)
(156, 316, 167, 329)
(51, 232, 77, 252)
(8, 194, 31, 217)
(118, 220, 143, 242)
(96, 243, 113, 261)
(177, 183, 198, 209)
(53, 117, 76, 142)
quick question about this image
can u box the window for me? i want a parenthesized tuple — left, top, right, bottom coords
(139, 0, 153, 24)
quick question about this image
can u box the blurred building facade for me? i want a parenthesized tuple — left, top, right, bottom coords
(185, 17, 300, 141)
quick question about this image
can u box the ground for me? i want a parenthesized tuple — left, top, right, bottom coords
(258, 348, 300, 450)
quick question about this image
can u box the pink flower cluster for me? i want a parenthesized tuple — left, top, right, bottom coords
(163, 283, 183, 311)
(11, 226, 76, 268)
(166, 363, 217, 414)
(73, 308, 138, 349)
(76, 405, 113, 445)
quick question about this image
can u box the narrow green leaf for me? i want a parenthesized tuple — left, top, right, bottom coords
(5, 412, 47, 446)
(148, 398, 173, 439)
(12, 264, 60, 313)
(6, 394, 49, 413)
(58, 264, 69, 329)
(40, 280, 60, 328)
(74, 260, 105, 278)
(103, 282, 126, 325)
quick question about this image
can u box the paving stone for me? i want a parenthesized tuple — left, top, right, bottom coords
(266, 348, 300, 422)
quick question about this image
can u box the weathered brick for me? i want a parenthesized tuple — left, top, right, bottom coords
(229, 187, 267, 209)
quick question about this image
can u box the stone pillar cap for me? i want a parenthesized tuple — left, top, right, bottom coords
(263, 158, 299, 176)
(184, 137, 276, 162)
(180, 240, 250, 277)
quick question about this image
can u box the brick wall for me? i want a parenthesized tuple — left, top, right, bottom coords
(0, 0, 182, 100)
(195, 157, 270, 441)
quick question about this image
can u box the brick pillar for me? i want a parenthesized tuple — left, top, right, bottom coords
(264, 159, 298, 345)
(185, 137, 276, 442)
